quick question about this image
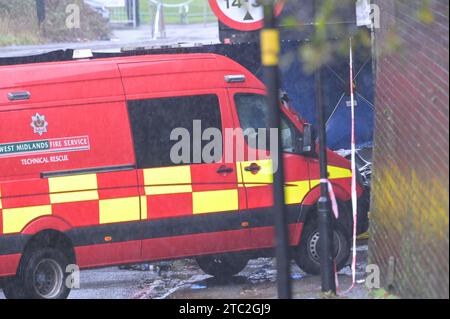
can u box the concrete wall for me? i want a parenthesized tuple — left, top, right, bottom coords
(370, 0, 449, 298)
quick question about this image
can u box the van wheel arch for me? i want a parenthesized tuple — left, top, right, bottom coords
(22, 229, 76, 266)
(300, 185, 354, 234)
(300, 199, 353, 236)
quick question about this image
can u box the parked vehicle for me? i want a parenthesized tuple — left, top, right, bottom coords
(336, 147, 373, 187)
(0, 53, 369, 299)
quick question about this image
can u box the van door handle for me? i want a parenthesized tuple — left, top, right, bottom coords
(244, 163, 261, 174)
(8, 91, 31, 101)
(216, 166, 233, 175)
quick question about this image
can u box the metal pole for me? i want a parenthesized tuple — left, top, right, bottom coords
(315, 67, 336, 294)
(261, 0, 291, 299)
(133, 0, 137, 28)
(203, 0, 207, 27)
(149, 0, 155, 38)
(135, 0, 140, 27)
(313, 0, 336, 293)
(153, 2, 160, 40)
(160, 0, 166, 38)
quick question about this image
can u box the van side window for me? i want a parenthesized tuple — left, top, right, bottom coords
(128, 95, 222, 168)
(235, 94, 269, 134)
(280, 116, 297, 153)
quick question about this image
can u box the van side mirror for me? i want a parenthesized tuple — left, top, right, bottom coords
(300, 124, 316, 156)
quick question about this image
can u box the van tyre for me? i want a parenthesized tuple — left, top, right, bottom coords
(295, 218, 350, 276)
(196, 254, 249, 279)
(4, 248, 71, 299)
(2, 278, 28, 299)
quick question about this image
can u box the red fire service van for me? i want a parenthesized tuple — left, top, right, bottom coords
(0, 53, 369, 299)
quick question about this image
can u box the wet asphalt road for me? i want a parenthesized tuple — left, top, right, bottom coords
(0, 241, 370, 299)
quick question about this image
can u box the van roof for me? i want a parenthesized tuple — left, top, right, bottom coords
(0, 52, 255, 85)
(0, 52, 220, 70)
(0, 53, 263, 107)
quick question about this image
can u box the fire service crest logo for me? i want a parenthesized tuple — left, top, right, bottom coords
(31, 113, 48, 136)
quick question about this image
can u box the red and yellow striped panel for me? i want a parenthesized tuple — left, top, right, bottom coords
(1, 179, 51, 234)
(0, 179, 50, 209)
(0, 209, 3, 236)
(310, 166, 353, 188)
(0, 171, 140, 234)
(140, 165, 239, 219)
(52, 201, 99, 227)
(140, 166, 193, 219)
(238, 160, 353, 208)
(143, 166, 192, 196)
(97, 171, 141, 224)
(238, 160, 274, 188)
(146, 193, 192, 219)
(0, 163, 353, 235)
(48, 174, 101, 228)
(99, 196, 140, 224)
(192, 189, 239, 215)
(48, 174, 99, 204)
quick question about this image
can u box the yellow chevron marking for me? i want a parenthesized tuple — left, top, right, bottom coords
(284, 181, 311, 205)
(328, 166, 353, 179)
(310, 166, 353, 189)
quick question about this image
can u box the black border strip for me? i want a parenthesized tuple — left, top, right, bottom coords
(0, 233, 31, 256)
(40, 164, 135, 179)
(0, 205, 307, 256)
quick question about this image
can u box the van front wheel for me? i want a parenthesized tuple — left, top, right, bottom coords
(295, 219, 351, 276)
(6, 248, 71, 299)
(2, 278, 28, 299)
(196, 254, 249, 279)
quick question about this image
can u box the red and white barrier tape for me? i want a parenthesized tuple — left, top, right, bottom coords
(333, 38, 359, 295)
(319, 38, 359, 295)
(343, 37, 359, 294)
(321, 178, 339, 219)
(318, 177, 342, 292)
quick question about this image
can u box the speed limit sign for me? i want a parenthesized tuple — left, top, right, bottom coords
(209, 0, 284, 31)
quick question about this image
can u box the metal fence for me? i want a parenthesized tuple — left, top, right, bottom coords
(105, 0, 216, 27)
(106, 0, 139, 27)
